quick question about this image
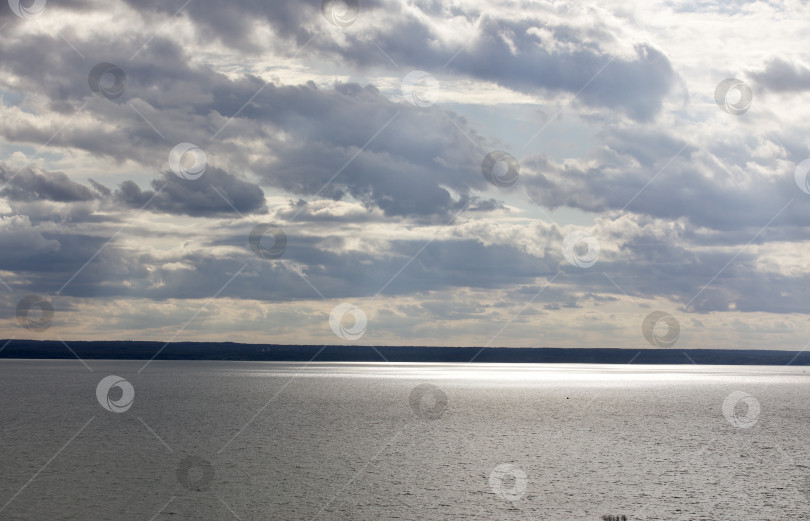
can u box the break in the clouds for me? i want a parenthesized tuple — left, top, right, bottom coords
(0, 0, 809, 349)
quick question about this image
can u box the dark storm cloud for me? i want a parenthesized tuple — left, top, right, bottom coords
(0, 165, 96, 202)
(115, 166, 267, 217)
(749, 58, 810, 93)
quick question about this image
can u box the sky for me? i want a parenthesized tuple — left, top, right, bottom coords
(0, 0, 809, 349)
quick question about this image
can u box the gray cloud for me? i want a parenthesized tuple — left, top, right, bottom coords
(355, 19, 676, 121)
(749, 58, 810, 93)
(0, 28, 495, 218)
(115, 0, 677, 121)
(521, 127, 806, 232)
(0, 165, 96, 202)
(1, 0, 809, 348)
(115, 166, 267, 217)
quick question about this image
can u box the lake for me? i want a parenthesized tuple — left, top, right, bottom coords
(1, 360, 808, 520)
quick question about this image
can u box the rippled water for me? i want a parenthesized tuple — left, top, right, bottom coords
(1, 360, 809, 520)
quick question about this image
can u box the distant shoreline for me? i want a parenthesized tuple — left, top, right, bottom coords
(1, 340, 809, 365)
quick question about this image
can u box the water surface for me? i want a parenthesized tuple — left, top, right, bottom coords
(1, 360, 808, 520)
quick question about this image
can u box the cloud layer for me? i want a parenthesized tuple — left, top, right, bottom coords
(1, 0, 809, 348)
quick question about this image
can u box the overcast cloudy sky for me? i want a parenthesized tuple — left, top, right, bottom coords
(1, 0, 809, 349)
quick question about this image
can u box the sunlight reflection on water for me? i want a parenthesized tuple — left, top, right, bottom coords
(3, 360, 809, 520)
(222, 362, 810, 386)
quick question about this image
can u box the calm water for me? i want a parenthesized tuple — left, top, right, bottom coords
(1, 360, 809, 520)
